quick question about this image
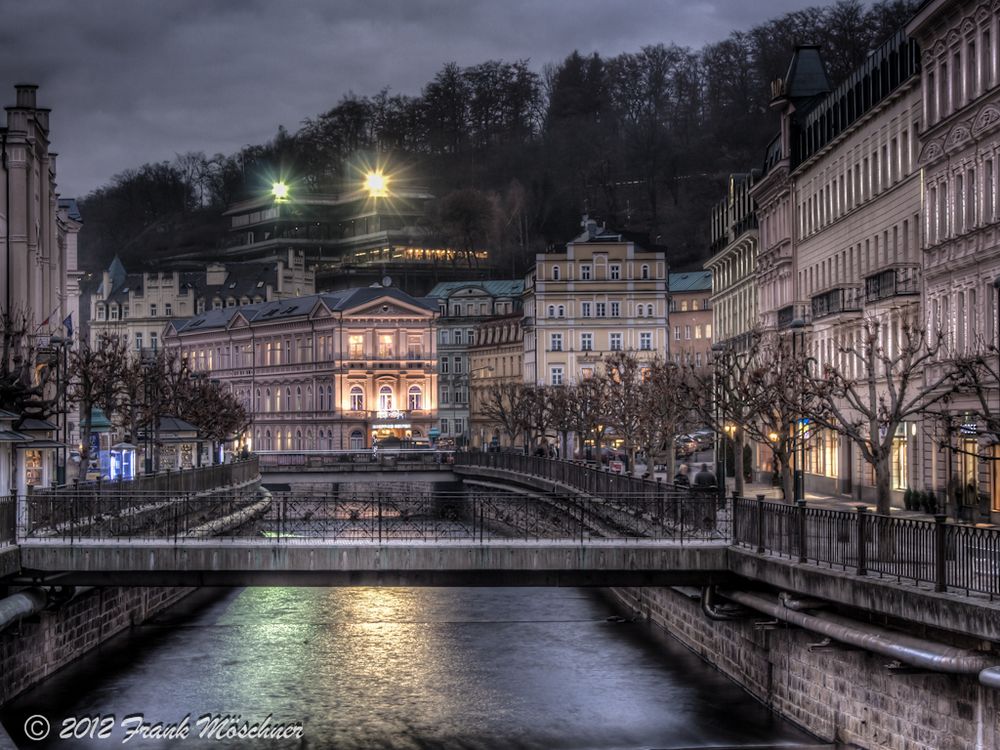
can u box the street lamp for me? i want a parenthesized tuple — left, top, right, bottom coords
(789, 318, 807, 502)
(271, 181, 289, 202)
(365, 171, 388, 198)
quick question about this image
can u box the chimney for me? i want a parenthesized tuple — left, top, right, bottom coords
(102, 270, 111, 298)
(14, 84, 38, 109)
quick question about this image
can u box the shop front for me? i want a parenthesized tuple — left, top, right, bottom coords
(370, 409, 426, 448)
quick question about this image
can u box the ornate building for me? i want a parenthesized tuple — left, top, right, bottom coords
(164, 284, 438, 451)
(89, 250, 313, 351)
(909, 0, 1000, 522)
(668, 271, 713, 367)
(468, 312, 524, 450)
(427, 280, 523, 446)
(522, 219, 668, 387)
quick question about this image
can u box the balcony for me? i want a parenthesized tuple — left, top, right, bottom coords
(864, 265, 920, 304)
(340, 357, 434, 371)
(810, 286, 862, 321)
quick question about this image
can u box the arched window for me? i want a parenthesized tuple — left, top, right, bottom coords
(296, 386, 302, 411)
(265, 430, 272, 451)
(326, 385, 333, 411)
(255, 389, 261, 411)
(557, 305, 565, 318)
(285, 388, 292, 411)
(306, 387, 313, 411)
(318, 386, 325, 411)
(285, 430, 293, 451)
(408, 385, 422, 410)
(307, 430, 314, 450)
(350, 430, 364, 450)
(551, 265, 560, 280)
(548, 305, 555, 318)
(379, 385, 393, 411)
(350, 386, 364, 411)
(641, 264, 650, 279)
(268, 388, 275, 412)
(295, 430, 303, 450)
(647, 304, 654, 316)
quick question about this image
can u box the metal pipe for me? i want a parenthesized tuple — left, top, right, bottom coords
(0, 588, 48, 634)
(721, 589, 995, 675)
(979, 666, 1000, 689)
(700, 586, 747, 621)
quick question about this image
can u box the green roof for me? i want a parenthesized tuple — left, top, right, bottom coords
(668, 271, 712, 293)
(427, 280, 524, 298)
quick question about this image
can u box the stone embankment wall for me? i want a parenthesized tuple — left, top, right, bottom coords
(610, 586, 999, 750)
(0, 587, 193, 705)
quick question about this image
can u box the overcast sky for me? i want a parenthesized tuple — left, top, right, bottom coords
(2, 0, 818, 199)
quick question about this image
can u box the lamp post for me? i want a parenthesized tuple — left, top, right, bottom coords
(789, 318, 807, 502)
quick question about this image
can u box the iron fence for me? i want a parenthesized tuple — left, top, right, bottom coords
(0, 496, 14, 545)
(257, 450, 454, 469)
(32, 456, 260, 500)
(732, 495, 1000, 597)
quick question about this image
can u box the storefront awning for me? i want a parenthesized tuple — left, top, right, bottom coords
(16, 440, 64, 449)
(0, 429, 32, 442)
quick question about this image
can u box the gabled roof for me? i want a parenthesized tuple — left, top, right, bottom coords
(669, 271, 713, 293)
(783, 45, 832, 101)
(427, 280, 525, 299)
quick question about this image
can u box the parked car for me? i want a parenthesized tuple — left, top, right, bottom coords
(691, 429, 715, 451)
(674, 435, 697, 457)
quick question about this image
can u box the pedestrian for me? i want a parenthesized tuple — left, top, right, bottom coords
(693, 462, 716, 488)
(674, 463, 690, 487)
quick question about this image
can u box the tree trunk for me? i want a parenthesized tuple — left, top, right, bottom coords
(781, 459, 794, 503)
(875, 455, 892, 515)
(733, 431, 746, 497)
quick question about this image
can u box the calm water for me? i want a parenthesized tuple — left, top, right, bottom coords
(2, 587, 823, 749)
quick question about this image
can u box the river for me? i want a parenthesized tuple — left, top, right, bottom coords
(2, 586, 823, 749)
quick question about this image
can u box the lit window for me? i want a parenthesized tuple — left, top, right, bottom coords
(379, 385, 394, 411)
(350, 386, 364, 411)
(349, 335, 364, 358)
(408, 385, 422, 410)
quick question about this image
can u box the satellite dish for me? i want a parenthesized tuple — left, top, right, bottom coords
(382, 275, 392, 287)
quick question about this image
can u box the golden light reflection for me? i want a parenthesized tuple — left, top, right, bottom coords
(366, 172, 388, 197)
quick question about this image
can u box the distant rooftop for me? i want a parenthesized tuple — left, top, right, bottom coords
(669, 271, 712, 293)
(426, 280, 525, 298)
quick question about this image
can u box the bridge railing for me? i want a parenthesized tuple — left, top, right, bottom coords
(258, 450, 454, 469)
(732, 496, 1000, 597)
(0, 496, 14, 545)
(32, 456, 260, 499)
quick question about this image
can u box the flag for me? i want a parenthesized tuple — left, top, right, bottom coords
(62, 314, 73, 338)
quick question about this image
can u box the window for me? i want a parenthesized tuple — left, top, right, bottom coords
(610, 264, 620, 280)
(109, 305, 119, 321)
(379, 385, 394, 411)
(705, 323, 712, 339)
(440, 418, 450, 434)
(695, 352, 703, 367)
(441, 388, 451, 405)
(378, 333, 394, 359)
(596, 302, 606, 317)
(610, 301, 620, 317)
(551, 265, 561, 280)
(581, 264, 592, 280)
(135, 333, 143, 351)
(123, 305, 129, 319)
(454, 356, 463, 374)
(164, 303, 172, 317)
(669, 299, 677, 312)
(702, 298, 709, 310)
(150, 332, 158, 351)
(440, 330, 450, 345)
(408, 385, 422, 410)
(581, 302, 592, 317)
(641, 264, 650, 279)
(350, 430, 364, 450)
(350, 386, 364, 411)
(550, 333, 563, 351)
(441, 357, 450, 374)
(681, 300, 688, 312)
(150, 304, 157, 317)
(557, 305, 565, 318)
(454, 329, 463, 345)
(580, 332, 593, 351)
(610, 333, 622, 351)
(639, 332, 652, 350)
(647, 304, 654, 316)
(548, 305, 556, 318)
(685, 325, 692, 340)
(455, 386, 467, 404)
(550, 366, 564, 386)
(674, 326, 681, 341)
(695, 325, 703, 339)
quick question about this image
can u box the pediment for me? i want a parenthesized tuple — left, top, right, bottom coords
(944, 121, 973, 152)
(227, 312, 250, 329)
(918, 139, 944, 165)
(971, 103, 1000, 137)
(347, 299, 432, 319)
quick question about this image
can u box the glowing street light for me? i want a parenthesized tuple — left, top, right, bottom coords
(271, 181, 289, 202)
(365, 171, 388, 197)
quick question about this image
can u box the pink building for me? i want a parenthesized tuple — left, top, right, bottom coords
(164, 285, 439, 451)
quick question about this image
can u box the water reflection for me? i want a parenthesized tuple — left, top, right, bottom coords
(2, 587, 822, 749)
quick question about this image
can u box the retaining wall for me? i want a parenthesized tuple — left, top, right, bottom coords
(610, 586, 1000, 750)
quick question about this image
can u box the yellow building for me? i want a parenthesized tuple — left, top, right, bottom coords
(523, 220, 669, 386)
(469, 313, 524, 450)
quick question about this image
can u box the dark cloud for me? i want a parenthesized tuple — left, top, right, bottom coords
(1, 0, 816, 198)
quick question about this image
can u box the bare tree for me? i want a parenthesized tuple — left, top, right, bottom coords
(565, 374, 610, 461)
(603, 352, 646, 470)
(636, 357, 696, 478)
(67, 333, 128, 465)
(809, 315, 955, 514)
(480, 382, 527, 449)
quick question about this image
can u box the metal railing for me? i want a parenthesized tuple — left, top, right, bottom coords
(32, 456, 260, 499)
(732, 496, 1000, 597)
(0, 496, 14, 545)
(258, 450, 455, 469)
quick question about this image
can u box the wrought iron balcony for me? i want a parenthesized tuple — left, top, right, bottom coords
(810, 286, 863, 321)
(864, 265, 920, 304)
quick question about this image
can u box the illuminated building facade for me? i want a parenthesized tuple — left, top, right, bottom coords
(164, 284, 438, 451)
(668, 272, 713, 367)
